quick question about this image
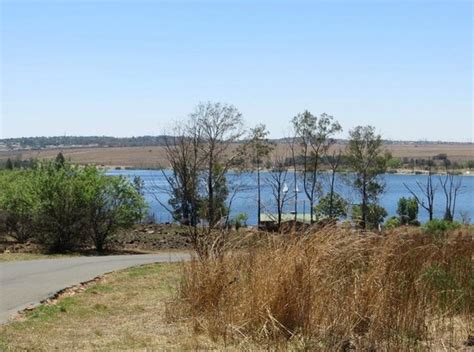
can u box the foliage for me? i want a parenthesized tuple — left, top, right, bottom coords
(54, 152, 66, 169)
(246, 124, 274, 168)
(387, 157, 403, 169)
(292, 111, 342, 223)
(384, 216, 401, 229)
(314, 192, 347, 220)
(0, 135, 172, 150)
(81, 166, 146, 251)
(352, 204, 387, 230)
(0, 161, 145, 252)
(229, 212, 248, 230)
(0, 170, 39, 242)
(33, 162, 90, 251)
(422, 219, 461, 236)
(346, 125, 387, 229)
(397, 197, 419, 225)
(199, 165, 229, 226)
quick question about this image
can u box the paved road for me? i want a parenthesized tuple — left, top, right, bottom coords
(0, 253, 190, 323)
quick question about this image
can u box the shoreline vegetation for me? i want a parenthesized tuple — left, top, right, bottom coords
(105, 165, 474, 176)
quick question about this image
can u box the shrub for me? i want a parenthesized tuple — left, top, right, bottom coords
(397, 197, 419, 225)
(0, 170, 38, 242)
(423, 219, 461, 236)
(352, 204, 387, 229)
(384, 216, 400, 229)
(314, 192, 347, 220)
(34, 162, 90, 252)
(82, 166, 146, 252)
(228, 212, 248, 230)
(0, 162, 146, 252)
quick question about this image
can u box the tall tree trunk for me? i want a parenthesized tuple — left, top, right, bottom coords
(208, 149, 214, 226)
(257, 159, 261, 228)
(361, 176, 367, 229)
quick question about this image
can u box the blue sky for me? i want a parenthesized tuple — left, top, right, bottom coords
(1, 0, 472, 141)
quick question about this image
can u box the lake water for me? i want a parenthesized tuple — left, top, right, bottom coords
(107, 169, 474, 225)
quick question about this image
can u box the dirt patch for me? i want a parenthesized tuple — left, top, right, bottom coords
(111, 224, 193, 251)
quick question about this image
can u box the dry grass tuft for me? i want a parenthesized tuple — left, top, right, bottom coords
(173, 226, 473, 350)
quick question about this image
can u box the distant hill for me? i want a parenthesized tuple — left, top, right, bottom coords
(0, 135, 471, 152)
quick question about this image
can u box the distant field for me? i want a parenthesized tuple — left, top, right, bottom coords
(1, 142, 473, 168)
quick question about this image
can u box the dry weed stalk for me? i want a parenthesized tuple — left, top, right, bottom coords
(172, 226, 473, 350)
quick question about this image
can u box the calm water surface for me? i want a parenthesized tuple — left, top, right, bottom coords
(108, 170, 474, 225)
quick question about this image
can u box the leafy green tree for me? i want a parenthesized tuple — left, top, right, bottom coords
(346, 126, 387, 229)
(5, 158, 13, 170)
(397, 197, 419, 225)
(82, 166, 146, 252)
(34, 162, 89, 252)
(292, 111, 342, 223)
(229, 212, 248, 230)
(195, 102, 245, 230)
(387, 157, 403, 169)
(0, 170, 38, 242)
(55, 152, 66, 169)
(315, 192, 347, 220)
(352, 204, 387, 230)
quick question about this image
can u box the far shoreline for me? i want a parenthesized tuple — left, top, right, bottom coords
(104, 166, 474, 177)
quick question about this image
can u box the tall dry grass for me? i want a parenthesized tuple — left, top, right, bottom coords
(172, 226, 473, 350)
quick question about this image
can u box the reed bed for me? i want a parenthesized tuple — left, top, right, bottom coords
(172, 226, 473, 350)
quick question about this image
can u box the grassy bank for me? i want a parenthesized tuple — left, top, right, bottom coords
(0, 264, 187, 351)
(174, 226, 473, 350)
(1, 227, 472, 351)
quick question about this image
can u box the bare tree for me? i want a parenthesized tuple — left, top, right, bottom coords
(160, 122, 202, 226)
(439, 168, 463, 222)
(292, 111, 342, 223)
(404, 165, 437, 221)
(266, 155, 291, 229)
(193, 102, 245, 228)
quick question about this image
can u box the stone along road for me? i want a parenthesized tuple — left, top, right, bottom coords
(0, 253, 190, 323)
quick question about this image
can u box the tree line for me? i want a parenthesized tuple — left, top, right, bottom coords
(0, 135, 171, 150)
(0, 102, 467, 257)
(161, 102, 466, 238)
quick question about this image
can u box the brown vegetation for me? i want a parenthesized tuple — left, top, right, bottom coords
(2, 142, 473, 168)
(173, 226, 473, 350)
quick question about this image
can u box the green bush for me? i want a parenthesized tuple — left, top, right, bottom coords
(33, 162, 91, 251)
(352, 204, 387, 230)
(397, 197, 419, 226)
(0, 170, 39, 242)
(422, 219, 461, 235)
(384, 216, 401, 230)
(229, 212, 248, 230)
(0, 160, 146, 252)
(314, 192, 348, 220)
(81, 166, 146, 252)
